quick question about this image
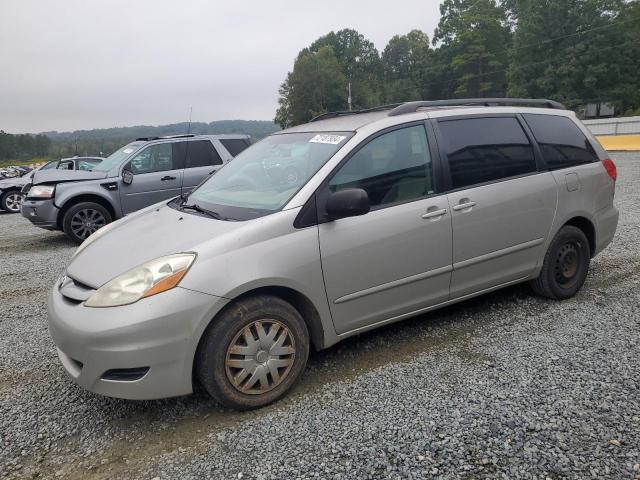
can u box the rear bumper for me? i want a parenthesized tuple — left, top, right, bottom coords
(21, 198, 59, 229)
(594, 205, 619, 256)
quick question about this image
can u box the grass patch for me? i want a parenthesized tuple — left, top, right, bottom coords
(0, 157, 50, 168)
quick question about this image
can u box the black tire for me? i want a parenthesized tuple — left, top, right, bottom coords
(62, 202, 112, 244)
(1, 190, 24, 213)
(530, 225, 590, 300)
(196, 295, 309, 410)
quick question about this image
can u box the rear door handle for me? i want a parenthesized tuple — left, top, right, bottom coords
(422, 208, 447, 220)
(452, 201, 477, 211)
(161, 175, 177, 181)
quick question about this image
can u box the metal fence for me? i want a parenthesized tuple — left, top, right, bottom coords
(583, 116, 640, 136)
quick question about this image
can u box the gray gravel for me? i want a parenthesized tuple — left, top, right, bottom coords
(1, 152, 639, 480)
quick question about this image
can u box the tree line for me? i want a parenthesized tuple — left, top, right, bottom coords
(275, 0, 640, 127)
(0, 120, 279, 162)
(0, 131, 51, 162)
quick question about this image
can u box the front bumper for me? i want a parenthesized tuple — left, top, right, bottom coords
(48, 282, 229, 400)
(21, 198, 60, 230)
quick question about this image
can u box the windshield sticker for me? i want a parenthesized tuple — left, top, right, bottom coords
(123, 148, 133, 154)
(309, 134, 346, 145)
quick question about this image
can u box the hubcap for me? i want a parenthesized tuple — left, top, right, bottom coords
(554, 241, 580, 286)
(70, 209, 106, 239)
(225, 320, 295, 395)
(5, 193, 23, 212)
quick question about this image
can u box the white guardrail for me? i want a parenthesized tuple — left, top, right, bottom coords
(583, 116, 640, 136)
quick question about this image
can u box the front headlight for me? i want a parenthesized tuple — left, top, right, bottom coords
(85, 253, 196, 308)
(28, 185, 55, 199)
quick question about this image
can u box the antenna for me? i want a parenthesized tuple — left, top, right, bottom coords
(187, 106, 193, 134)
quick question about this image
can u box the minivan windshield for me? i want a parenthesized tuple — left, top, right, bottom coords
(92, 141, 144, 172)
(183, 132, 352, 220)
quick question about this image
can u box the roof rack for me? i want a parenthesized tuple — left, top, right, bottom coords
(387, 98, 565, 116)
(135, 134, 196, 141)
(162, 134, 196, 139)
(310, 103, 402, 122)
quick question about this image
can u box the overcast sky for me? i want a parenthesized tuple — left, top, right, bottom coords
(0, 0, 441, 133)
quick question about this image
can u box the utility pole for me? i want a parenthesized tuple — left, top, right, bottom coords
(348, 82, 352, 112)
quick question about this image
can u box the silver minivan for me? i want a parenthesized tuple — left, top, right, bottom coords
(48, 99, 619, 409)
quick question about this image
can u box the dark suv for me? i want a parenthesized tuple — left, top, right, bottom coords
(21, 134, 250, 242)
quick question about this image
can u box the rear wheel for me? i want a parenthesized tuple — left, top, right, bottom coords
(530, 225, 590, 299)
(62, 202, 112, 244)
(1, 190, 23, 213)
(196, 295, 309, 410)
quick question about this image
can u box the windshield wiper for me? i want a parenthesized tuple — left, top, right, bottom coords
(180, 203, 230, 221)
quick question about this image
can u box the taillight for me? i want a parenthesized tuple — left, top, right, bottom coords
(602, 159, 617, 181)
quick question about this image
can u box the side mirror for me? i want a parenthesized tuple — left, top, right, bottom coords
(326, 188, 370, 220)
(122, 169, 134, 185)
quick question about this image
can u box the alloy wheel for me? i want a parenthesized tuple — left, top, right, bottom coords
(70, 208, 106, 240)
(4, 193, 23, 212)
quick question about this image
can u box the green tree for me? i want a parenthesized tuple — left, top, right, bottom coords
(310, 29, 383, 109)
(381, 30, 434, 103)
(275, 46, 347, 127)
(433, 0, 512, 97)
(507, 0, 636, 111)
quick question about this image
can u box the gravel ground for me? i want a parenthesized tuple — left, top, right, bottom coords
(1, 153, 639, 480)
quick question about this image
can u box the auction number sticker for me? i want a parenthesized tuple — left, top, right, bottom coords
(309, 134, 346, 145)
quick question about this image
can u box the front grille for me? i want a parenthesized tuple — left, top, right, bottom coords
(101, 367, 150, 382)
(59, 275, 95, 303)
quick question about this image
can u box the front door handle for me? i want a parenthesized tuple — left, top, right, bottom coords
(161, 175, 177, 181)
(422, 208, 447, 220)
(452, 201, 477, 211)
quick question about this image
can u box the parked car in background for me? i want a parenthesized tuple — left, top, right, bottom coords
(44, 156, 104, 172)
(1, 157, 104, 213)
(47, 99, 618, 409)
(21, 134, 250, 242)
(0, 165, 32, 179)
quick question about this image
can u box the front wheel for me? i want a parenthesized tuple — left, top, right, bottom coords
(196, 295, 309, 410)
(1, 190, 24, 213)
(530, 225, 590, 300)
(62, 202, 112, 244)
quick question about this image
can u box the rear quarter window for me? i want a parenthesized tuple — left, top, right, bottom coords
(220, 138, 250, 157)
(523, 114, 598, 169)
(438, 116, 537, 190)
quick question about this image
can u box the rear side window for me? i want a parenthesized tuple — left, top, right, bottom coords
(438, 117, 536, 189)
(185, 140, 223, 168)
(220, 138, 250, 157)
(523, 114, 598, 169)
(77, 159, 100, 171)
(57, 160, 74, 170)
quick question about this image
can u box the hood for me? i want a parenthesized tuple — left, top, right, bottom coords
(0, 175, 30, 188)
(31, 169, 109, 185)
(66, 204, 246, 288)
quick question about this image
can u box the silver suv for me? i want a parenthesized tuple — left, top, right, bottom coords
(48, 99, 618, 409)
(21, 134, 250, 243)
